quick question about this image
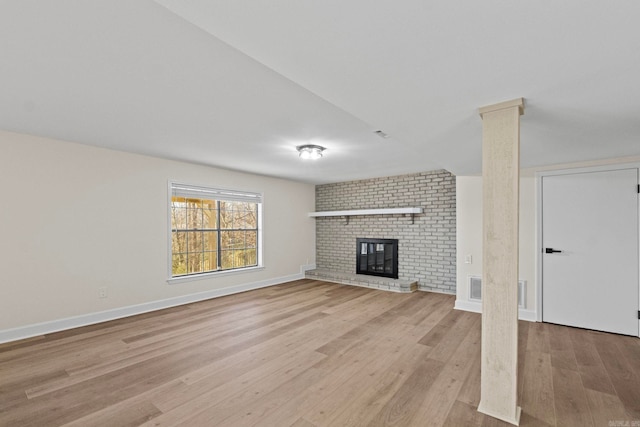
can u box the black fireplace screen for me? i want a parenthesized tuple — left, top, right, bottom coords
(356, 238, 399, 279)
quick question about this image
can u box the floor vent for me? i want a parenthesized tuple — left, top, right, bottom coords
(468, 275, 526, 308)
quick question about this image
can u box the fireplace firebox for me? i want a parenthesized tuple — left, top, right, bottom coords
(356, 238, 399, 279)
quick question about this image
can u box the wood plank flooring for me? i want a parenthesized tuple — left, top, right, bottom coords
(1, 279, 639, 426)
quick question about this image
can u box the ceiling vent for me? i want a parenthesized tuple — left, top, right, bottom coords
(373, 130, 389, 139)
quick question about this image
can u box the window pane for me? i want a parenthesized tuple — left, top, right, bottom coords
(219, 202, 233, 229)
(203, 208, 217, 229)
(171, 208, 185, 230)
(187, 231, 203, 257)
(172, 254, 187, 276)
(221, 250, 234, 269)
(227, 201, 244, 210)
(202, 199, 216, 209)
(220, 231, 232, 250)
(171, 231, 187, 254)
(246, 249, 257, 266)
(203, 231, 218, 251)
(171, 199, 186, 230)
(244, 205, 258, 228)
(245, 231, 257, 249)
(187, 252, 203, 274)
(232, 208, 250, 229)
(220, 231, 254, 259)
(219, 201, 258, 230)
(186, 207, 203, 230)
(203, 251, 217, 271)
(231, 231, 245, 249)
(233, 249, 246, 268)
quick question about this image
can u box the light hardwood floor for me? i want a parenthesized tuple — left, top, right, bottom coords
(1, 279, 639, 426)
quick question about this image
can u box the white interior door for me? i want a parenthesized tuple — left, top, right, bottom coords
(542, 168, 639, 336)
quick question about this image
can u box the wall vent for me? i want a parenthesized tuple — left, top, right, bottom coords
(468, 275, 526, 308)
(469, 276, 483, 301)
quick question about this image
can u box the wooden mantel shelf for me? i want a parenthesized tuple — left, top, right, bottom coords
(308, 207, 423, 217)
(308, 207, 423, 224)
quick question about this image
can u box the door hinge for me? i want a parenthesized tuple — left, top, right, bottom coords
(637, 184, 639, 194)
(638, 310, 640, 320)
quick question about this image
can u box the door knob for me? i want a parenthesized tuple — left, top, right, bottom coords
(545, 248, 562, 254)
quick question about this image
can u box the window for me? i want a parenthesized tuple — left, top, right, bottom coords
(169, 182, 262, 278)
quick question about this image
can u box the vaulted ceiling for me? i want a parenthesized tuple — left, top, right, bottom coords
(1, 1, 639, 183)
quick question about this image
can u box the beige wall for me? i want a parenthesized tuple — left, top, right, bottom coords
(0, 131, 316, 332)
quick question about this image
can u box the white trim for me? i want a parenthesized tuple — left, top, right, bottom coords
(171, 182, 262, 204)
(257, 202, 264, 267)
(477, 404, 522, 426)
(167, 266, 265, 284)
(454, 299, 537, 322)
(308, 207, 423, 217)
(416, 287, 456, 295)
(536, 174, 543, 321)
(536, 162, 640, 178)
(167, 179, 173, 279)
(454, 299, 482, 313)
(518, 309, 538, 322)
(0, 272, 305, 345)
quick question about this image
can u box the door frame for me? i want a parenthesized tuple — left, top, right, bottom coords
(536, 163, 640, 337)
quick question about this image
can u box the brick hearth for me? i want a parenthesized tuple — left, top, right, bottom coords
(305, 268, 418, 293)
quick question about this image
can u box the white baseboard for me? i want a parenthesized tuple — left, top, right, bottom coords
(300, 263, 316, 273)
(0, 272, 306, 344)
(454, 299, 482, 313)
(418, 287, 456, 296)
(454, 299, 537, 322)
(517, 308, 537, 322)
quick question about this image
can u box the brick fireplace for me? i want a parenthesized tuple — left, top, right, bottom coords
(307, 170, 456, 294)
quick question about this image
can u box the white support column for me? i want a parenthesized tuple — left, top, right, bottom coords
(477, 98, 524, 426)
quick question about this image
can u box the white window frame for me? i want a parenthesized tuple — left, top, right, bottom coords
(167, 181, 264, 284)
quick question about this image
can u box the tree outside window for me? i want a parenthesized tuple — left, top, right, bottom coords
(170, 184, 261, 277)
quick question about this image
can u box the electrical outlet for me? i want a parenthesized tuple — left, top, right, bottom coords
(465, 254, 473, 264)
(98, 287, 107, 298)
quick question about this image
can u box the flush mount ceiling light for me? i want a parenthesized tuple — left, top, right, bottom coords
(296, 144, 326, 160)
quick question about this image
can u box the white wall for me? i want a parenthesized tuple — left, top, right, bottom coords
(0, 131, 316, 339)
(455, 175, 537, 319)
(455, 155, 640, 321)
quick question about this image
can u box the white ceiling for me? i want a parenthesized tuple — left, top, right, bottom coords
(1, 1, 639, 184)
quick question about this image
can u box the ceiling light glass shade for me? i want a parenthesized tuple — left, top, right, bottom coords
(297, 144, 325, 160)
